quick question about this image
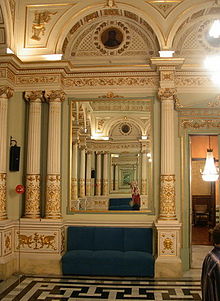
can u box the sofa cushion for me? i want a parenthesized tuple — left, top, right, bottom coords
(62, 250, 94, 275)
(123, 251, 154, 277)
(94, 227, 124, 251)
(124, 228, 153, 253)
(67, 227, 95, 251)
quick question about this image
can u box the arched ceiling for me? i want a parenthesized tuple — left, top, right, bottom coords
(0, 0, 219, 69)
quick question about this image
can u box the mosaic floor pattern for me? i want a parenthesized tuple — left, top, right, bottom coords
(0, 275, 202, 301)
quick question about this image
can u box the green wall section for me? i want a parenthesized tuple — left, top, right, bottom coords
(7, 92, 26, 220)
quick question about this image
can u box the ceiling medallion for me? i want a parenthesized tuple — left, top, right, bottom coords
(119, 123, 132, 135)
(93, 20, 131, 55)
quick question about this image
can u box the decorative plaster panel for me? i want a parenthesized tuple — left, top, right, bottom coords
(25, 4, 72, 48)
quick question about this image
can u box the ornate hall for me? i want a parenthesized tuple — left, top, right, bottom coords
(0, 0, 220, 299)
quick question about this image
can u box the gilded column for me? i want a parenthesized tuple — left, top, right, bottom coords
(151, 58, 184, 278)
(71, 142, 78, 200)
(86, 151, 91, 197)
(115, 164, 119, 191)
(111, 164, 114, 191)
(45, 90, 65, 219)
(79, 146, 86, 197)
(103, 152, 109, 196)
(0, 86, 13, 220)
(158, 88, 177, 220)
(96, 152, 101, 196)
(141, 150, 147, 195)
(24, 91, 43, 218)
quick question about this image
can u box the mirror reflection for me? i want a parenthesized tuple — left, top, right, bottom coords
(70, 98, 153, 212)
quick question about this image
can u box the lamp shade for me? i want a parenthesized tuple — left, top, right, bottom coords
(201, 149, 219, 181)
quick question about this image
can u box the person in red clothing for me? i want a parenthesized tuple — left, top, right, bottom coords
(130, 181, 140, 210)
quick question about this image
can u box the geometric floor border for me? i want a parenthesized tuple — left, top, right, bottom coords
(0, 275, 202, 300)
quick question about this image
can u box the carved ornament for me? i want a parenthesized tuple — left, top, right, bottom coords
(159, 175, 176, 220)
(45, 175, 61, 219)
(0, 86, 13, 99)
(24, 91, 44, 103)
(25, 175, 41, 218)
(181, 119, 220, 129)
(17, 232, 57, 250)
(44, 90, 65, 103)
(0, 173, 7, 220)
(158, 88, 177, 100)
(160, 232, 176, 256)
(31, 10, 57, 41)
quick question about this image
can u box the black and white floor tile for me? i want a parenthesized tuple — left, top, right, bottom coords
(0, 275, 202, 301)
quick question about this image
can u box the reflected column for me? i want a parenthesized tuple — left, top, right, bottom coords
(111, 164, 114, 191)
(71, 141, 78, 200)
(103, 152, 109, 196)
(86, 151, 92, 196)
(79, 146, 86, 198)
(115, 164, 119, 191)
(141, 150, 147, 195)
(96, 152, 101, 196)
(24, 91, 43, 218)
(45, 90, 65, 219)
(0, 86, 13, 220)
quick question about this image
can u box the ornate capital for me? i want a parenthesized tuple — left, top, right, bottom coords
(24, 91, 44, 103)
(158, 88, 176, 101)
(0, 86, 13, 99)
(45, 90, 65, 103)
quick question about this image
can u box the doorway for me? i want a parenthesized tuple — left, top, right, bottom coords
(190, 135, 219, 267)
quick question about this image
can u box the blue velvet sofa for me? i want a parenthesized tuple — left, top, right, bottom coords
(61, 226, 154, 277)
(108, 198, 132, 210)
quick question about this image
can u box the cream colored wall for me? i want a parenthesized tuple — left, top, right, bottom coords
(7, 92, 26, 220)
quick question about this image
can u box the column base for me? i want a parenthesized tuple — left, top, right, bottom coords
(155, 257, 183, 278)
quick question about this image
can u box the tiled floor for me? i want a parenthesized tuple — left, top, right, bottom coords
(0, 274, 202, 300)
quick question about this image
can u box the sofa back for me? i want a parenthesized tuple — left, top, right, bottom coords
(67, 226, 153, 253)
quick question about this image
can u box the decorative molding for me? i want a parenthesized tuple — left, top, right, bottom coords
(98, 92, 124, 99)
(62, 76, 158, 88)
(180, 119, 220, 129)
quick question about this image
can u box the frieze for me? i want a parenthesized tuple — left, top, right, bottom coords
(87, 142, 141, 151)
(16, 75, 60, 85)
(62, 77, 157, 88)
(17, 232, 57, 251)
(175, 76, 212, 87)
(180, 119, 220, 129)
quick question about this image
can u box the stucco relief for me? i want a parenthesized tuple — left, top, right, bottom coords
(159, 232, 177, 256)
(16, 232, 57, 251)
(159, 175, 176, 219)
(3, 230, 12, 256)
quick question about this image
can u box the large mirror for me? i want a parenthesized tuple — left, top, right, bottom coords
(69, 96, 153, 213)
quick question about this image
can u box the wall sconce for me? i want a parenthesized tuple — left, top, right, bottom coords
(200, 136, 219, 181)
(9, 136, 20, 171)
